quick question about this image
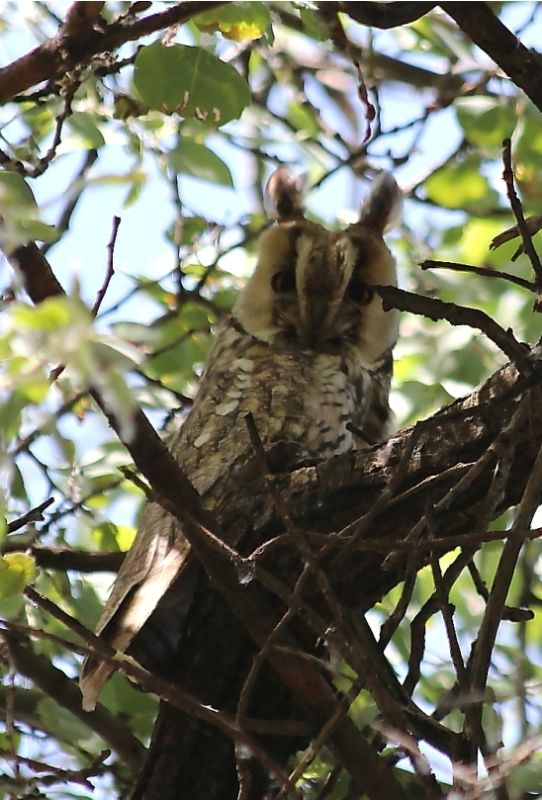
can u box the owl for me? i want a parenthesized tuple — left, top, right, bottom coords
(80, 167, 402, 712)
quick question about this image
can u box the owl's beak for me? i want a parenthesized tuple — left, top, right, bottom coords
(301, 296, 328, 348)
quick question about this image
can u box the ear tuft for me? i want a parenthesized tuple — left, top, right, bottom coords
(359, 173, 403, 234)
(265, 167, 305, 221)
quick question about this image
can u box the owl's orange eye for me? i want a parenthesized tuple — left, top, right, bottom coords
(348, 280, 373, 304)
(271, 269, 296, 293)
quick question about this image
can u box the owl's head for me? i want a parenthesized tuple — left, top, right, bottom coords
(233, 168, 402, 365)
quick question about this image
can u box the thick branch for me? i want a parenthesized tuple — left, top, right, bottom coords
(339, 1, 437, 29)
(440, 2, 542, 112)
(8, 240, 542, 797)
(0, 1, 225, 103)
(8, 241, 409, 800)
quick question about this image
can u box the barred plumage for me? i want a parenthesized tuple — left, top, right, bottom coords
(80, 168, 402, 710)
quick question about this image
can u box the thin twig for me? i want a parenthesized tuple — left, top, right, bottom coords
(6, 498, 54, 533)
(18, 589, 293, 788)
(421, 259, 535, 293)
(501, 139, 542, 298)
(376, 285, 529, 372)
(469, 427, 542, 694)
(92, 216, 121, 316)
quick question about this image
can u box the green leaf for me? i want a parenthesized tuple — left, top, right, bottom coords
(168, 139, 233, 186)
(12, 297, 73, 331)
(286, 100, 319, 137)
(134, 43, 250, 126)
(194, 3, 270, 41)
(425, 159, 498, 210)
(456, 97, 516, 151)
(0, 553, 37, 599)
(37, 698, 91, 742)
(0, 172, 58, 247)
(67, 111, 106, 149)
(299, 8, 330, 41)
(0, 171, 37, 208)
(91, 522, 136, 552)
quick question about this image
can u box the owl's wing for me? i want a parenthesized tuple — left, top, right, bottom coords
(360, 346, 395, 444)
(80, 319, 280, 710)
(79, 507, 190, 710)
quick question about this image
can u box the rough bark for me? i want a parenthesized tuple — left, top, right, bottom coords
(9, 237, 542, 798)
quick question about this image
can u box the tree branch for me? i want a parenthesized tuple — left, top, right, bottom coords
(0, 1, 226, 103)
(3, 634, 145, 770)
(440, 2, 542, 112)
(1, 542, 124, 572)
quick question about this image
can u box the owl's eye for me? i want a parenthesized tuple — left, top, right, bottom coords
(348, 279, 374, 305)
(271, 269, 296, 293)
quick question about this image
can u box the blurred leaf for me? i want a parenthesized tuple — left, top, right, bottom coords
(66, 111, 106, 149)
(456, 96, 516, 150)
(168, 139, 233, 186)
(134, 43, 250, 125)
(91, 522, 136, 552)
(0, 170, 37, 206)
(425, 158, 498, 210)
(0, 552, 37, 598)
(300, 8, 330, 41)
(286, 100, 319, 137)
(37, 697, 91, 742)
(194, 3, 270, 41)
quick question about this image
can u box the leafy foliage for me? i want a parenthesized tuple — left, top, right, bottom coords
(1, 2, 542, 799)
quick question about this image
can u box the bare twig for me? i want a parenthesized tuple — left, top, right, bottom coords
(16, 591, 294, 789)
(0, 746, 109, 789)
(91, 216, 121, 316)
(469, 428, 542, 696)
(4, 634, 144, 768)
(501, 138, 542, 306)
(421, 259, 535, 293)
(6, 498, 54, 533)
(376, 285, 529, 371)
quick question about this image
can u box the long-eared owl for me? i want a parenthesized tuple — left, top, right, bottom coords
(80, 168, 403, 710)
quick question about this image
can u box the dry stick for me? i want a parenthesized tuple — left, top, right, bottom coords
(1, 543, 124, 573)
(0, 747, 109, 790)
(6, 498, 54, 533)
(468, 426, 542, 716)
(48, 217, 121, 383)
(246, 416, 459, 768)
(42, 150, 99, 256)
(254, 525, 542, 560)
(376, 285, 529, 372)
(386, 396, 531, 564)
(420, 259, 535, 293)
(274, 687, 360, 800)
(380, 395, 530, 648)
(404, 549, 475, 697)
(501, 138, 542, 305)
(379, 568, 418, 650)
(426, 515, 492, 767)
(235, 564, 310, 729)
(2, 78, 81, 179)
(335, 420, 427, 563)
(4, 634, 144, 769)
(91, 216, 121, 316)
(20, 588, 294, 791)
